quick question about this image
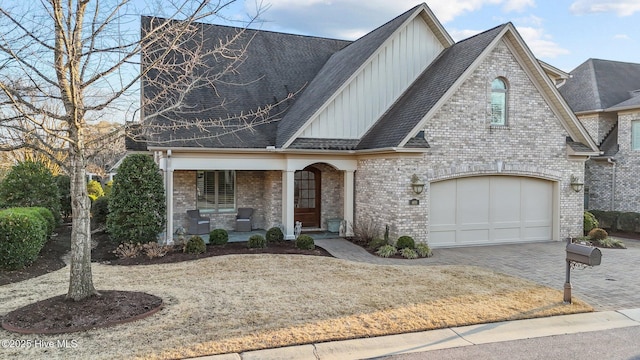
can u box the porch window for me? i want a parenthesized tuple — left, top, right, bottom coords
(196, 170, 235, 212)
(491, 78, 508, 125)
(633, 121, 640, 150)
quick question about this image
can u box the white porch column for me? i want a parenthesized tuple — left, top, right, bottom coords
(344, 170, 355, 237)
(165, 150, 174, 245)
(282, 170, 296, 240)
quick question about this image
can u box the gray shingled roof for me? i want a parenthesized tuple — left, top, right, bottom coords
(355, 24, 506, 150)
(275, 4, 424, 148)
(141, 16, 350, 148)
(559, 59, 640, 113)
(288, 138, 359, 150)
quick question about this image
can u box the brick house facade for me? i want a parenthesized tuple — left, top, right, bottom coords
(559, 59, 640, 213)
(139, 4, 598, 247)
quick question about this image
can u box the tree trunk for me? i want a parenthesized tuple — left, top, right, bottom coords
(66, 151, 98, 301)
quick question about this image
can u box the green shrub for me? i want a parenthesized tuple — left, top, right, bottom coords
(590, 210, 620, 231)
(583, 211, 598, 234)
(265, 227, 284, 242)
(87, 180, 104, 201)
(588, 227, 608, 241)
(248, 234, 266, 248)
(616, 212, 640, 233)
(0, 161, 61, 225)
(107, 155, 166, 244)
(376, 244, 397, 258)
(8, 207, 51, 238)
(184, 236, 206, 254)
(103, 180, 113, 197)
(209, 229, 229, 245)
(396, 236, 415, 250)
(55, 175, 71, 221)
(0, 208, 48, 270)
(368, 237, 387, 250)
(400, 247, 418, 259)
(10, 207, 55, 237)
(91, 197, 109, 227)
(416, 243, 433, 258)
(295, 234, 315, 250)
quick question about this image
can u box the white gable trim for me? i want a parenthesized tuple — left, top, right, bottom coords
(282, 4, 454, 149)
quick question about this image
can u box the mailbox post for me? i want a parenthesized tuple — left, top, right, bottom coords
(564, 238, 602, 303)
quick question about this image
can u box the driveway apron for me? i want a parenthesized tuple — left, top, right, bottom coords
(315, 238, 640, 311)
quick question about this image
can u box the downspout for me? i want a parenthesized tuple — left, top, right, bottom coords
(608, 158, 616, 211)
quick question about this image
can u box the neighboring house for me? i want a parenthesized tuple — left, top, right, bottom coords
(135, 3, 598, 247)
(559, 59, 640, 212)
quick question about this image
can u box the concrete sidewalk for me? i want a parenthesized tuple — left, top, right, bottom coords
(195, 308, 640, 360)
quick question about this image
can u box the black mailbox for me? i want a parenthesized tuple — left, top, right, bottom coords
(566, 243, 601, 266)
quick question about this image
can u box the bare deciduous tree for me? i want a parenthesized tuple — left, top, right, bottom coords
(0, 0, 276, 301)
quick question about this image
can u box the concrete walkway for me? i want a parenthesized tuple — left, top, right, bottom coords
(194, 238, 640, 359)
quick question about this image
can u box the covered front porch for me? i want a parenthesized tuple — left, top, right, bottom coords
(156, 150, 357, 244)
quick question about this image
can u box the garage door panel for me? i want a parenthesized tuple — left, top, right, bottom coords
(430, 176, 553, 247)
(457, 177, 490, 226)
(430, 230, 456, 245)
(458, 229, 490, 244)
(491, 178, 521, 223)
(430, 181, 456, 226)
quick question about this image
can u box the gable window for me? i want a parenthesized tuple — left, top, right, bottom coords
(491, 78, 508, 125)
(633, 121, 640, 150)
(196, 170, 235, 212)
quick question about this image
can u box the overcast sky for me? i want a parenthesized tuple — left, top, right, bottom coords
(224, 0, 640, 72)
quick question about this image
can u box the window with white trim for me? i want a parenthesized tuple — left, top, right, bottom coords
(633, 121, 640, 150)
(491, 78, 508, 126)
(196, 170, 235, 212)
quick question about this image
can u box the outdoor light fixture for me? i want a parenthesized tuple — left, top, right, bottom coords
(570, 175, 584, 193)
(411, 174, 425, 195)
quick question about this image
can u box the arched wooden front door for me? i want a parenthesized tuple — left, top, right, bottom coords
(294, 166, 321, 228)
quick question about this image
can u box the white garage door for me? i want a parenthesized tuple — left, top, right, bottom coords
(430, 176, 553, 247)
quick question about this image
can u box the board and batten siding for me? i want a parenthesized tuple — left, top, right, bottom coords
(300, 17, 444, 139)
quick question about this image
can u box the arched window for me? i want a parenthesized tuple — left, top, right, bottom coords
(491, 78, 507, 125)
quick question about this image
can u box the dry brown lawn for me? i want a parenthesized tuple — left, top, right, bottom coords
(0, 254, 592, 359)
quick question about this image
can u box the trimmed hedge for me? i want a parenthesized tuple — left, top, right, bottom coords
(295, 234, 315, 250)
(0, 161, 61, 225)
(0, 207, 48, 270)
(589, 210, 640, 234)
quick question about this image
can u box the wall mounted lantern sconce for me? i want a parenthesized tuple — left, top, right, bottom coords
(570, 175, 584, 193)
(411, 174, 425, 195)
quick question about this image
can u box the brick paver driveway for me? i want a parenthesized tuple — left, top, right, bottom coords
(316, 238, 640, 311)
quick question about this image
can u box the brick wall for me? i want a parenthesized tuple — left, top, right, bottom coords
(171, 167, 344, 232)
(355, 40, 586, 244)
(612, 111, 640, 212)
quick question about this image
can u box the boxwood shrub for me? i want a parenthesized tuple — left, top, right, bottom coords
(396, 236, 415, 250)
(265, 227, 284, 242)
(295, 234, 315, 250)
(0, 208, 48, 270)
(209, 229, 229, 245)
(248, 234, 266, 248)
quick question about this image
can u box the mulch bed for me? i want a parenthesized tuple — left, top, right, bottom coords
(1, 291, 163, 334)
(92, 235, 332, 266)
